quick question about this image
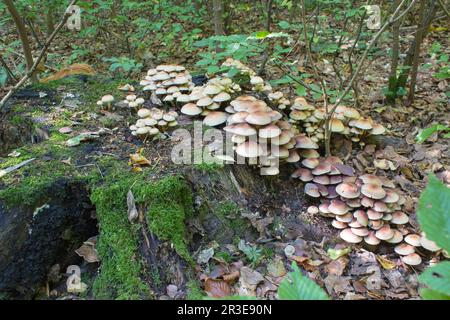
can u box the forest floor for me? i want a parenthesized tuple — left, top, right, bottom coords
(0, 23, 448, 300)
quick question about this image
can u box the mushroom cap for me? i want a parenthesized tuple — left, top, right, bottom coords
(346, 198, 361, 208)
(312, 162, 332, 175)
(371, 123, 386, 135)
(197, 97, 214, 107)
(401, 253, 422, 266)
(286, 150, 300, 163)
(353, 210, 369, 226)
(245, 111, 272, 126)
(340, 228, 363, 243)
(391, 211, 409, 225)
(301, 158, 320, 169)
(383, 190, 400, 203)
(332, 220, 348, 229)
(291, 168, 313, 181)
(329, 175, 343, 185)
(361, 183, 386, 199)
(225, 123, 257, 136)
(364, 231, 381, 245)
(213, 91, 231, 103)
(136, 127, 149, 135)
(204, 85, 223, 95)
(361, 196, 374, 208)
(259, 124, 281, 139)
(126, 94, 137, 101)
(228, 111, 250, 124)
(375, 225, 394, 240)
(394, 243, 415, 256)
(328, 200, 350, 215)
(330, 118, 345, 132)
(295, 135, 319, 149)
(373, 201, 388, 212)
(336, 182, 360, 199)
(307, 206, 319, 214)
(137, 108, 151, 118)
(203, 111, 228, 127)
(385, 230, 403, 244)
(359, 174, 383, 185)
(369, 219, 384, 230)
(367, 209, 383, 220)
(235, 141, 264, 158)
(304, 183, 320, 198)
(336, 212, 353, 223)
(349, 118, 373, 130)
(313, 175, 330, 185)
(143, 118, 157, 126)
(299, 149, 320, 159)
(348, 218, 363, 228)
(101, 94, 114, 103)
(319, 202, 331, 214)
(351, 227, 369, 237)
(181, 103, 203, 116)
(404, 234, 422, 247)
(260, 166, 280, 176)
(250, 76, 264, 85)
(420, 236, 441, 252)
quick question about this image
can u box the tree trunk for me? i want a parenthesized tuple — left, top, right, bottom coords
(212, 0, 225, 36)
(387, 0, 401, 104)
(3, 0, 37, 83)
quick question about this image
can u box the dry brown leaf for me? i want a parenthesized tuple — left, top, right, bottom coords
(204, 278, 231, 298)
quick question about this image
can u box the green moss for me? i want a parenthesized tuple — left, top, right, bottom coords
(90, 175, 151, 300)
(193, 161, 224, 173)
(135, 175, 194, 263)
(214, 200, 240, 217)
(89, 168, 194, 299)
(186, 280, 205, 300)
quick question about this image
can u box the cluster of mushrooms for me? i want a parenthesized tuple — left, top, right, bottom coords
(122, 94, 145, 109)
(130, 107, 179, 138)
(96, 94, 115, 110)
(180, 77, 241, 117)
(293, 159, 442, 265)
(140, 64, 195, 103)
(288, 98, 385, 144)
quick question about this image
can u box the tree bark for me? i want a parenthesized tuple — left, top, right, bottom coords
(212, 0, 225, 36)
(3, 0, 37, 83)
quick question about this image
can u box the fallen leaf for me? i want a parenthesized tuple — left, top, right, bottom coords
(376, 255, 397, 270)
(327, 247, 351, 260)
(204, 278, 231, 298)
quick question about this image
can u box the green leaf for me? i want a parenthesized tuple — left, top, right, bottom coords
(296, 85, 307, 96)
(278, 21, 290, 29)
(417, 174, 450, 252)
(416, 124, 450, 144)
(278, 263, 329, 300)
(327, 247, 351, 260)
(255, 31, 270, 39)
(419, 262, 450, 297)
(420, 288, 450, 300)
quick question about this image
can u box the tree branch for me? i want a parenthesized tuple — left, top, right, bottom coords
(0, 0, 78, 110)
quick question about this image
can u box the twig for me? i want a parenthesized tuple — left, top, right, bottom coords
(0, 0, 78, 110)
(0, 55, 17, 82)
(437, 0, 450, 19)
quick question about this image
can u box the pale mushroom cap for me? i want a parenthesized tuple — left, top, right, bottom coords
(286, 150, 300, 163)
(351, 227, 369, 237)
(340, 228, 363, 243)
(295, 135, 319, 149)
(181, 103, 203, 116)
(312, 162, 332, 175)
(375, 225, 394, 240)
(307, 206, 319, 214)
(101, 94, 114, 103)
(143, 118, 157, 126)
(313, 175, 330, 185)
(383, 190, 400, 203)
(304, 183, 320, 198)
(336, 212, 353, 223)
(197, 97, 214, 107)
(291, 168, 313, 181)
(330, 118, 345, 132)
(354, 210, 369, 226)
(385, 230, 403, 244)
(391, 211, 409, 225)
(138, 108, 151, 118)
(332, 220, 348, 229)
(328, 200, 350, 215)
(126, 94, 137, 101)
(394, 243, 415, 255)
(213, 91, 231, 103)
(361, 183, 386, 199)
(367, 209, 383, 220)
(299, 149, 320, 159)
(364, 231, 381, 245)
(420, 236, 441, 252)
(225, 123, 257, 136)
(404, 234, 422, 247)
(401, 253, 422, 266)
(259, 124, 281, 139)
(203, 111, 228, 127)
(373, 201, 388, 212)
(260, 166, 280, 176)
(301, 158, 320, 169)
(245, 111, 272, 126)
(371, 123, 386, 135)
(349, 118, 373, 130)
(336, 182, 360, 199)
(361, 196, 374, 208)
(236, 141, 264, 158)
(250, 76, 264, 85)
(204, 85, 223, 95)
(136, 127, 149, 135)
